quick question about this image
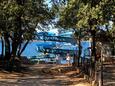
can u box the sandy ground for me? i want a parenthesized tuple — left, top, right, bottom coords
(0, 64, 91, 86)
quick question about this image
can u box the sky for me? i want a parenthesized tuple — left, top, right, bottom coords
(36, 0, 60, 35)
(45, 0, 52, 8)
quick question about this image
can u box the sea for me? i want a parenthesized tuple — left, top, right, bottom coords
(0, 41, 91, 64)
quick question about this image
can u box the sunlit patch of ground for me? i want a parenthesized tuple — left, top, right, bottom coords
(0, 64, 92, 86)
(73, 82, 91, 86)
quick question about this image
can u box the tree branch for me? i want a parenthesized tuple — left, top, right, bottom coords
(19, 40, 29, 56)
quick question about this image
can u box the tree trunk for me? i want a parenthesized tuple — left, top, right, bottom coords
(78, 28, 82, 67)
(99, 48, 103, 86)
(90, 30, 97, 80)
(72, 52, 78, 67)
(12, 39, 19, 58)
(91, 30, 96, 64)
(78, 36, 81, 67)
(72, 29, 82, 67)
(17, 43, 22, 57)
(1, 37, 4, 58)
(9, 36, 21, 71)
(1, 36, 5, 67)
(3, 33, 12, 71)
(4, 33, 11, 60)
(18, 40, 29, 57)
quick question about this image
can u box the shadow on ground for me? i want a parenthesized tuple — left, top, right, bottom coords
(0, 64, 90, 86)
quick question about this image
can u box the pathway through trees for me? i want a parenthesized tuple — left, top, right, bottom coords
(0, 64, 91, 86)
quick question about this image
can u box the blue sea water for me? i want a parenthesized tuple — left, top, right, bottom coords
(81, 41, 91, 58)
(0, 41, 91, 58)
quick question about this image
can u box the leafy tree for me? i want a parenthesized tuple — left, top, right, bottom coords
(0, 0, 55, 69)
(56, 0, 114, 67)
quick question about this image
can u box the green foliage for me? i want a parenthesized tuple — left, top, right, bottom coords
(58, 0, 114, 30)
(0, 0, 55, 58)
(0, 0, 54, 39)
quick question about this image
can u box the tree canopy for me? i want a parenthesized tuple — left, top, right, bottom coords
(55, 0, 115, 67)
(0, 0, 55, 62)
(58, 0, 115, 30)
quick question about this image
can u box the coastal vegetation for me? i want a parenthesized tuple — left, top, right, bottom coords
(54, 0, 115, 85)
(0, 0, 55, 71)
(0, 0, 114, 85)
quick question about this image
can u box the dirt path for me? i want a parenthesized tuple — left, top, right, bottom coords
(103, 63, 115, 86)
(0, 64, 91, 86)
